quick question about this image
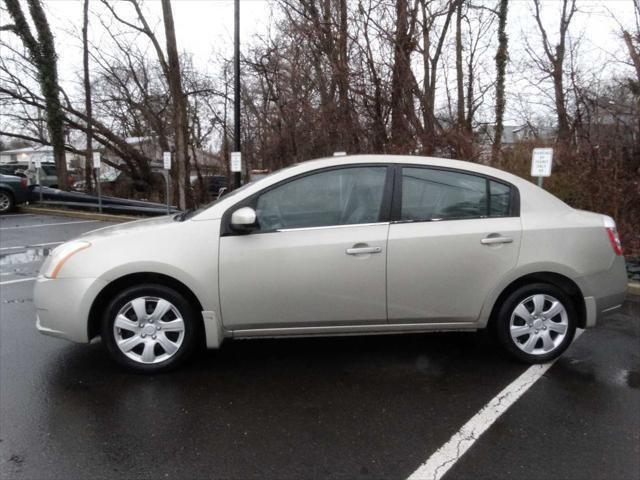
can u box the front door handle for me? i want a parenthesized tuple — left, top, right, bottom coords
(480, 235, 513, 245)
(346, 246, 382, 255)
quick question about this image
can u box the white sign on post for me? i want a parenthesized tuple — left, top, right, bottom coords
(163, 151, 172, 170)
(230, 152, 242, 173)
(34, 158, 42, 169)
(531, 148, 553, 177)
(92, 152, 101, 169)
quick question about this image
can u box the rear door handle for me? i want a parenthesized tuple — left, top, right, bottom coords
(480, 235, 513, 245)
(346, 246, 382, 255)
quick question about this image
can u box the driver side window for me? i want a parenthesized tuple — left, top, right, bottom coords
(255, 166, 388, 231)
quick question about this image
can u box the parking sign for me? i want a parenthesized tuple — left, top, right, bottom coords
(531, 148, 553, 177)
(230, 152, 242, 173)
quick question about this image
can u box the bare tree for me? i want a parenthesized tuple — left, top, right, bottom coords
(160, 0, 190, 209)
(2, 0, 69, 189)
(530, 0, 577, 147)
(417, 0, 458, 154)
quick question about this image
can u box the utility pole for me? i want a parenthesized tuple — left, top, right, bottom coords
(232, 0, 242, 190)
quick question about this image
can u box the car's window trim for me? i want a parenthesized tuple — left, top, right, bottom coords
(276, 221, 390, 233)
(391, 164, 520, 224)
(220, 163, 394, 236)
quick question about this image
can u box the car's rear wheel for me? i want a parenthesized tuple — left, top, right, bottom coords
(101, 284, 199, 373)
(0, 190, 15, 213)
(495, 283, 577, 363)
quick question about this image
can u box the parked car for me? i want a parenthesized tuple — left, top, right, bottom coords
(34, 155, 628, 372)
(190, 174, 228, 197)
(0, 173, 30, 213)
(0, 162, 76, 188)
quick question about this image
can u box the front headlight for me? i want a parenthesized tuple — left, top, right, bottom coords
(41, 241, 91, 279)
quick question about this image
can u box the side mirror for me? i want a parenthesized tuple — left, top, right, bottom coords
(230, 206, 257, 232)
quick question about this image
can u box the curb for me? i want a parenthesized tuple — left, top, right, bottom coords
(19, 205, 140, 223)
(628, 282, 640, 297)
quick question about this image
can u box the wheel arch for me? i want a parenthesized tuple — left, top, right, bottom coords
(487, 272, 587, 329)
(88, 272, 205, 342)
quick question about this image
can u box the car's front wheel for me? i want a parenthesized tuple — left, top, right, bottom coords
(101, 284, 199, 373)
(495, 283, 577, 363)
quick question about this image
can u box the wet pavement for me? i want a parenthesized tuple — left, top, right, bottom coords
(0, 213, 639, 479)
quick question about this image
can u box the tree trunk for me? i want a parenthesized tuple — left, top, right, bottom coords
(491, 0, 508, 165)
(160, 0, 190, 210)
(455, 0, 464, 130)
(82, 0, 93, 193)
(553, 60, 571, 146)
(336, 0, 353, 151)
(390, 0, 413, 153)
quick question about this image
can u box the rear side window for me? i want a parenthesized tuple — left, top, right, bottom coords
(401, 168, 487, 221)
(400, 167, 513, 221)
(489, 180, 511, 217)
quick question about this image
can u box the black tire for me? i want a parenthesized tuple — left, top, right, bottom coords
(495, 283, 577, 364)
(101, 284, 199, 373)
(0, 190, 15, 214)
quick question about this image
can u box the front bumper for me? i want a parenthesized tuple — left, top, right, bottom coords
(34, 276, 107, 343)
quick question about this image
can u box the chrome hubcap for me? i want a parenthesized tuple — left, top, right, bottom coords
(113, 296, 185, 364)
(510, 294, 568, 355)
(0, 192, 10, 212)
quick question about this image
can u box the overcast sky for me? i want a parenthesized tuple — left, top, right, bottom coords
(3, 0, 638, 126)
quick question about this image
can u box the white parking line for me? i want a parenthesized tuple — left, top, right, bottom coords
(0, 241, 63, 251)
(407, 330, 583, 480)
(0, 277, 36, 286)
(0, 220, 100, 230)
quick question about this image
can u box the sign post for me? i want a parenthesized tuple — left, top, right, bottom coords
(163, 151, 172, 214)
(230, 152, 242, 189)
(531, 148, 553, 188)
(93, 152, 102, 213)
(34, 157, 42, 202)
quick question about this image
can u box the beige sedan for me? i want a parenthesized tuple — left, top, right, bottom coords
(34, 155, 628, 372)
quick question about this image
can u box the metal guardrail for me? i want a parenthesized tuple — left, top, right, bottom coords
(31, 200, 179, 215)
(29, 186, 180, 216)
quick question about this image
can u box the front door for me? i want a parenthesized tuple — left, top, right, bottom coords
(219, 165, 391, 330)
(387, 166, 522, 323)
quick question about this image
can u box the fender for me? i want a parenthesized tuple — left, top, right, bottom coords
(476, 261, 584, 328)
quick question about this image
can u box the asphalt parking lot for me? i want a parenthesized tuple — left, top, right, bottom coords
(1, 212, 639, 480)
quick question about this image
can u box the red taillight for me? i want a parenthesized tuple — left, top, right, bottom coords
(20, 178, 27, 188)
(606, 227, 623, 256)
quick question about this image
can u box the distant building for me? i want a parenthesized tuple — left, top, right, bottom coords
(0, 145, 78, 167)
(480, 124, 555, 146)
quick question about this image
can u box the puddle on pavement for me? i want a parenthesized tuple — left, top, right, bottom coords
(0, 247, 51, 266)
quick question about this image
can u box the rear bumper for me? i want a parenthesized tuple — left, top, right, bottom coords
(579, 255, 628, 327)
(34, 276, 106, 343)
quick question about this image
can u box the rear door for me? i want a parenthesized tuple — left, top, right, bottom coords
(387, 166, 521, 324)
